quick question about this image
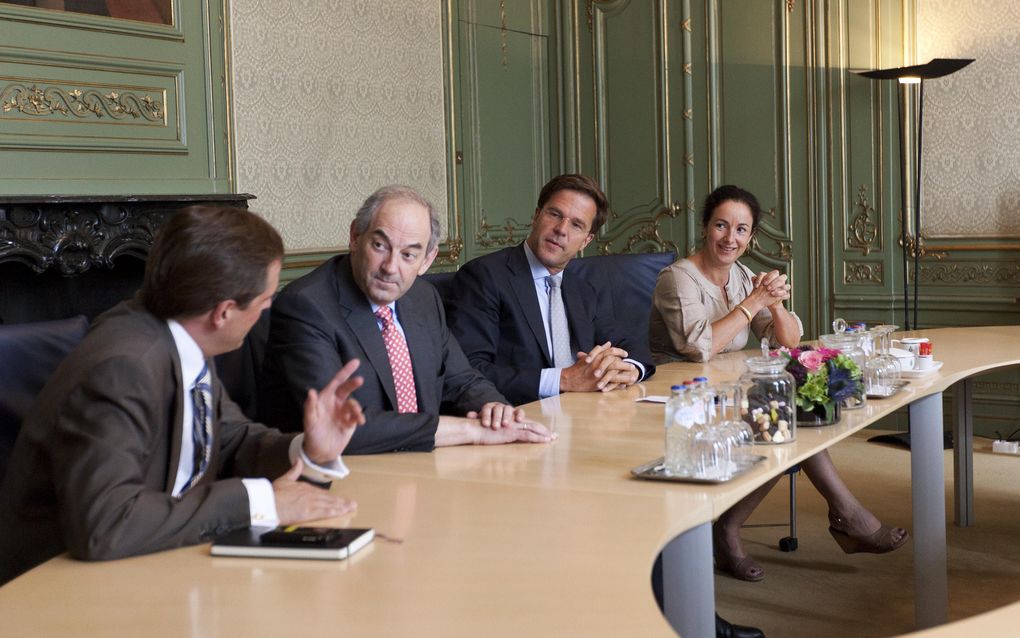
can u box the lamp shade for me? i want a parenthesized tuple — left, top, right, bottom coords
(854, 58, 974, 80)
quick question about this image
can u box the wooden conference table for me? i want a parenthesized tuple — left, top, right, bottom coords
(2, 326, 1019, 637)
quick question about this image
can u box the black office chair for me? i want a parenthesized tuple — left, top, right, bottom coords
(214, 307, 271, 421)
(0, 315, 89, 481)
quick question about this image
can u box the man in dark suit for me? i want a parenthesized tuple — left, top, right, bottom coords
(0, 207, 366, 585)
(447, 174, 655, 405)
(259, 185, 555, 453)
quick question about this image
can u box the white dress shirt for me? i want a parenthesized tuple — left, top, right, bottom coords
(167, 320, 349, 529)
(521, 243, 644, 398)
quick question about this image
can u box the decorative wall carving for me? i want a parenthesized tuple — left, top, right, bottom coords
(846, 184, 878, 255)
(597, 204, 680, 255)
(229, 1, 448, 252)
(974, 381, 1020, 396)
(433, 237, 464, 266)
(918, 1, 1020, 238)
(843, 261, 883, 285)
(0, 195, 250, 276)
(0, 83, 164, 122)
(919, 262, 1020, 286)
(475, 217, 531, 248)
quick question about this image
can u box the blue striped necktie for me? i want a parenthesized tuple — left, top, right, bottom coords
(181, 363, 213, 492)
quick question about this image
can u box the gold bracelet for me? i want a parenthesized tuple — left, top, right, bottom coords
(736, 304, 753, 322)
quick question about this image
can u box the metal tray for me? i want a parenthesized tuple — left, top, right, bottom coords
(866, 380, 909, 399)
(631, 455, 767, 484)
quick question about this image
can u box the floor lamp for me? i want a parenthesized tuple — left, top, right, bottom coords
(855, 58, 973, 450)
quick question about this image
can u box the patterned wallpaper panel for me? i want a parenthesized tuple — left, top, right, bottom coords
(229, 1, 448, 252)
(918, 0, 1020, 237)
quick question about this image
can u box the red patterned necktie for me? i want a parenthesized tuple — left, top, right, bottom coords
(375, 305, 418, 413)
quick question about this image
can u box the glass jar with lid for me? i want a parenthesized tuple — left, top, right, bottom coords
(818, 331, 868, 410)
(739, 356, 796, 444)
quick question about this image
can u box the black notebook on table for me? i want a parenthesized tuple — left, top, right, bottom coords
(211, 526, 374, 560)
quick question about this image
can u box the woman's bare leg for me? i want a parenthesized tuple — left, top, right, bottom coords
(801, 449, 906, 544)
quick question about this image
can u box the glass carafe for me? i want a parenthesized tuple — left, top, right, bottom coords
(739, 356, 796, 444)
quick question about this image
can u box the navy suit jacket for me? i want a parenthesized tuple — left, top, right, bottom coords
(259, 255, 506, 454)
(447, 244, 655, 405)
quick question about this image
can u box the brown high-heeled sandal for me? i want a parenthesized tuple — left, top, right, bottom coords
(713, 544, 765, 582)
(828, 512, 909, 554)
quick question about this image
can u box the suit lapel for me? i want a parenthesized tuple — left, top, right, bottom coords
(508, 245, 553, 366)
(562, 271, 593, 354)
(164, 323, 184, 492)
(335, 257, 400, 410)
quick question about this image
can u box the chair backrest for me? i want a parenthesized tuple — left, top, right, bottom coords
(565, 251, 676, 345)
(213, 307, 271, 421)
(420, 270, 457, 302)
(0, 315, 89, 480)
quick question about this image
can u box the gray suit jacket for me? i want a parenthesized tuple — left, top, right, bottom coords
(0, 300, 295, 584)
(259, 255, 506, 453)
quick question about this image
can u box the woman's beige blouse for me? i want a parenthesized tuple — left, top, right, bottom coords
(648, 258, 803, 363)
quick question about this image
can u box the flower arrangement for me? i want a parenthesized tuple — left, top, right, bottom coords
(773, 346, 863, 423)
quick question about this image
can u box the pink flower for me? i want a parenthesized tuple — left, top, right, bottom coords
(798, 350, 824, 371)
(817, 347, 841, 361)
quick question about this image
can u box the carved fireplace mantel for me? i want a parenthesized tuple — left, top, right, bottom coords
(0, 194, 256, 323)
(0, 194, 255, 276)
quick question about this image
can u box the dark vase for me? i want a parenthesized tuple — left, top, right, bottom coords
(796, 401, 841, 426)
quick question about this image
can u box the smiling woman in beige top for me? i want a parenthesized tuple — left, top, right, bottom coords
(649, 185, 907, 583)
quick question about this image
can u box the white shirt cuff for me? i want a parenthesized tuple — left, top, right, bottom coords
(288, 434, 350, 482)
(241, 478, 279, 528)
(539, 367, 562, 398)
(624, 358, 645, 381)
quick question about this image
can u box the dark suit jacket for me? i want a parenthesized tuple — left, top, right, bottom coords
(0, 300, 295, 585)
(258, 255, 506, 454)
(447, 244, 656, 405)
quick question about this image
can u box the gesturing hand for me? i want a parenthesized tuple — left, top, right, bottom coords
(273, 459, 357, 525)
(301, 359, 366, 465)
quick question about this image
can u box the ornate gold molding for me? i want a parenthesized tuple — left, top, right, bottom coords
(596, 204, 680, 255)
(846, 184, 878, 255)
(432, 237, 464, 266)
(499, 0, 508, 68)
(901, 234, 949, 261)
(843, 261, 883, 285)
(1, 83, 164, 122)
(680, 18, 691, 32)
(749, 234, 792, 262)
(475, 217, 531, 248)
(918, 262, 1020, 285)
(974, 381, 1020, 396)
(786, 0, 795, 12)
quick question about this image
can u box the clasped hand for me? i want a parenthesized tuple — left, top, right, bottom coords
(560, 341, 639, 393)
(746, 270, 790, 312)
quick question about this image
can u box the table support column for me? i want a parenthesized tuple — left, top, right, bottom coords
(662, 521, 714, 638)
(952, 378, 974, 527)
(910, 391, 948, 628)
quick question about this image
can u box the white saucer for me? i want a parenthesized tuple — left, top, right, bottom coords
(900, 361, 943, 378)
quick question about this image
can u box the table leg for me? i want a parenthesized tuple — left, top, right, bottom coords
(662, 521, 714, 638)
(910, 391, 948, 628)
(952, 378, 974, 527)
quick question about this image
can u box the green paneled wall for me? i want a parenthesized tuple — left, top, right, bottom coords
(0, 1, 231, 195)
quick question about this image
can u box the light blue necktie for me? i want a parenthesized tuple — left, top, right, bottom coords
(546, 275, 574, 368)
